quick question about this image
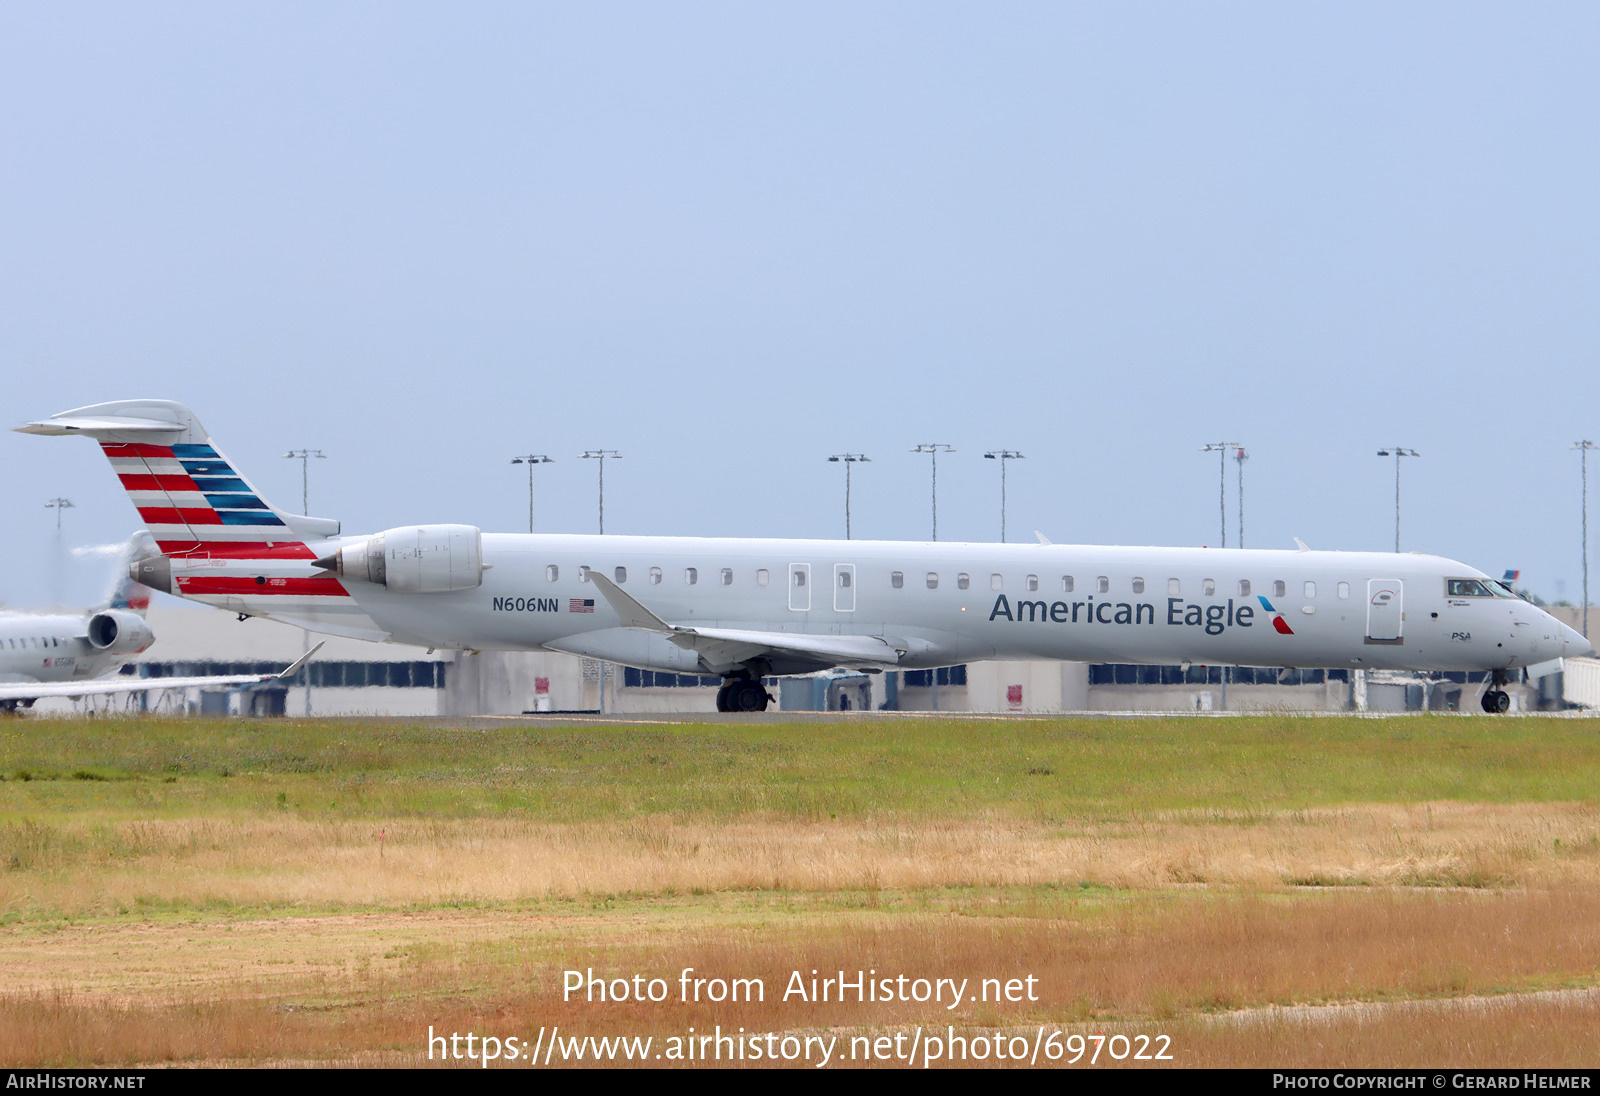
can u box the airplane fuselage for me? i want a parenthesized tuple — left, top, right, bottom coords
(0, 612, 145, 686)
(179, 533, 1577, 675)
(22, 398, 1591, 713)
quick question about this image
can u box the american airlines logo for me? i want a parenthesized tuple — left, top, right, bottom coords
(989, 595, 1265, 636)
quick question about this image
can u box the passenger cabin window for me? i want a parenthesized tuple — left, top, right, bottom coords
(1169, 578, 1181, 596)
(546, 565, 559, 582)
(838, 571, 851, 588)
(649, 566, 662, 585)
(1131, 577, 1145, 594)
(1096, 576, 1109, 594)
(1062, 576, 1075, 593)
(990, 573, 1003, 591)
(1238, 579, 1251, 597)
(792, 570, 805, 587)
(1337, 581, 1350, 599)
(1447, 578, 1494, 597)
(1026, 574, 1039, 592)
(891, 571, 904, 589)
(1274, 580, 1287, 598)
(720, 568, 733, 586)
(1304, 581, 1316, 599)
(757, 569, 769, 587)
(1202, 578, 1215, 596)
(685, 567, 698, 585)
(615, 566, 627, 583)
(957, 573, 970, 590)
(578, 567, 591, 583)
(926, 572, 939, 590)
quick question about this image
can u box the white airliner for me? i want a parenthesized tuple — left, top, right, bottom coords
(0, 531, 323, 712)
(18, 400, 1592, 714)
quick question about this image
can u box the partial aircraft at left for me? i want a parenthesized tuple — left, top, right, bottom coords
(0, 532, 319, 712)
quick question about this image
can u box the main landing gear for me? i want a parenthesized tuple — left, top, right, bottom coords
(1481, 669, 1512, 714)
(716, 674, 774, 713)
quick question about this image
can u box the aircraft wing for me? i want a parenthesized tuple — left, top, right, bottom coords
(583, 571, 903, 673)
(0, 643, 324, 703)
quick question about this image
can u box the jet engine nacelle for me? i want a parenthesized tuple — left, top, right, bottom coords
(323, 524, 484, 593)
(86, 609, 155, 654)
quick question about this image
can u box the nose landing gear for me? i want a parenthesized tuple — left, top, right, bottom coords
(1480, 669, 1512, 714)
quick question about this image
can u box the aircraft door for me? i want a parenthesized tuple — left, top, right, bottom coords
(1366, 579, 1403, 643)
(834, 564, 856, 612)
(788, 563, 811, 612)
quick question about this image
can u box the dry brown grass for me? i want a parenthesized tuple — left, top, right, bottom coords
(5, 801, 1600, 920)
(6, 883, 1600, 1066)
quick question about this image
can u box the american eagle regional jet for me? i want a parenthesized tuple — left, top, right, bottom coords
(19, 400, 1591, 714)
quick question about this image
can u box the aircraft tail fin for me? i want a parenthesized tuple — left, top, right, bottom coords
(18, 400, 340, 560)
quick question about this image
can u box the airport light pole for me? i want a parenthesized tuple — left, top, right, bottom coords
(828, 454, 869, 539)
(283, 449, 327, 515)
(579, 450, 621, 534)
(283, 449, 325, 717)
(45, 497, 73, 607)
(910, 444, 954, 541)
(1200, 443, 1239, 547)
(1376, 447, 1420, 552)
(1233, 446, 1248, 549)
(983, 450, 1024, 543)
(44, 497, 74, 532)
(1568, 438, 1593, 636)
(511, 454, 554, 533)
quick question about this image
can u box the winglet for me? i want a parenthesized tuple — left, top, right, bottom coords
(583, 570, 678, 635)
(275, 641, 326, 681)
(1034, 531, 1052, 545)
(1293, 537, 1311, 552)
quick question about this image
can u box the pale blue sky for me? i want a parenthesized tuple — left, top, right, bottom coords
(3, 2, 1597, 609)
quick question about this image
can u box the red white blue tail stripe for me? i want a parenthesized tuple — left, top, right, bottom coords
(102, 440, 313, 559)
(98, 440, 349, 599)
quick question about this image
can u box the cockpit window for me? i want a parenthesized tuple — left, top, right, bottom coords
(1487, 580, 1521, 599)
(1446, 578, 1493, 597)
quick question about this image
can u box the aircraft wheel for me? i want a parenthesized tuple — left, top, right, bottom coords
(728, 680, 770, 712)
(1480, 691, 1496, 714)
(1493, 690, 1510, 713)
(714, 685, 731, 713)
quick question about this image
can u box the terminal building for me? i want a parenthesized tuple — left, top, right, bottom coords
(41, 604, 1595, 716)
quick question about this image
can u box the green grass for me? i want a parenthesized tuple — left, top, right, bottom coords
(0, 713, 1596, 824)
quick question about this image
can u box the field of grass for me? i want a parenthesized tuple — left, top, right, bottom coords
(2, 712, 1598, 1068)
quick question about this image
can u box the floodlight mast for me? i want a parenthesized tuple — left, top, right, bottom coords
(44, 497, 74, 532)
(910, 444, 954, 541)
(1568, 441, 1593, 636)
(1376, 447, 1420, 552)
(579, 450, 621, 534)
(828, 454, 870, 540)
(983, 450, 1024, 543)
(511, 454, 554, 534)
(1234, 447, 1248, 549)
(283, 449, 327, 516)
(282, 448, 326, 717)
(1200, 443, 1239, 547)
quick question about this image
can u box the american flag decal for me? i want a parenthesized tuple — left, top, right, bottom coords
(570, 599, 595, 613)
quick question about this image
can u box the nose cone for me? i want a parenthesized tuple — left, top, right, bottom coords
(1560, 622, 1594, 659)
